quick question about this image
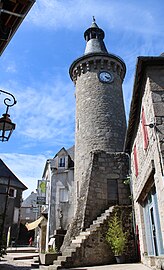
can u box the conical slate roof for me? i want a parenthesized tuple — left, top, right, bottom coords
(0, 159, 27, 190)
(90, 16, 99, 28)
(84, 17, 108, 55)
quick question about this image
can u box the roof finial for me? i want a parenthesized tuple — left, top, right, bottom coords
(92, 16, 96, 23)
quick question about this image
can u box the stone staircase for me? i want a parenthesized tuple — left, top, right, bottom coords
(40, 206, 114, 270)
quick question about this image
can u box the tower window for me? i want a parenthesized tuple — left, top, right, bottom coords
(91, 31, 96, 38)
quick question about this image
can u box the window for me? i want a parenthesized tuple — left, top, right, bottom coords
(142, 107, 149, 150)
(9, 188, 16, 198)
(59, 157, 65, 167)
(26, 208, 31, 214)
(13, 207, 19, 223)
(133, 144, 138, 177)
(59, 188, 68, 202)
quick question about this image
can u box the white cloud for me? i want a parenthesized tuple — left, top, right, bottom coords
(5, 62, 17, 73)
(2, 77, 75, 146)
(0, 153, 47, 199)
(28, 0, 163, 37)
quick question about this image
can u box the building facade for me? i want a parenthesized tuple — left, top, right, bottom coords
(41, 146, 74, 252)
(0, 0, 35, 55)
(0, 159, 27, 248)
(20, 192, 38, 225)
(125, 56, 164, 268)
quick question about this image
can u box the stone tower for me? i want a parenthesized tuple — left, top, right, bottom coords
(69, 18, 127, 208)
(62, 19, 130, 252)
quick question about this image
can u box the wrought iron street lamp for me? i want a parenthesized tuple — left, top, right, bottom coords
(0, 89, 17, 142)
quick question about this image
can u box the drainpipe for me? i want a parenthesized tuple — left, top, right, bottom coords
(45, 160, 51, 252)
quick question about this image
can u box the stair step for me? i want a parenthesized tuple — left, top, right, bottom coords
(79, 231, 91, 236)
(93, 219, 103, 225)
(75, 235, 87, 240)
(31, 262, 39, 268)
(48, 265, 62, 270)
(62, 249, 76, 256)
(39, 266, 49, 270)
(88, 224, 101, 231)
(70, 242, 81, 248)
(57, 255, 71, 261)
(72, 238, 84, 244)
(33, 257, 39, 263)
(105, 207, 114, 213)
(53, 260, 64, 265)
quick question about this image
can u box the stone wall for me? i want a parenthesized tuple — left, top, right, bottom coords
(130, 65, 164, 263)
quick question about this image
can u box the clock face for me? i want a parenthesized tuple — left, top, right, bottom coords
(98, 71, 114, 83)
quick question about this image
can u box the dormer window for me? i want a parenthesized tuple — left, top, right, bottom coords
(59, 157, 65, 168)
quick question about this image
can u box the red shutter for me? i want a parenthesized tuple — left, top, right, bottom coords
(142, 107, 149, 150)
(134, 144, 138, 177)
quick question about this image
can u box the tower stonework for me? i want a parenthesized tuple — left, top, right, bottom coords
(62, 20, 130, 253)
(70, 20, 127, 208)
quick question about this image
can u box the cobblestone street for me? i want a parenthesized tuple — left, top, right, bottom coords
(0, 247, 38, 270)
(0, 258, 33, 270)
(0, 248, 153, 270)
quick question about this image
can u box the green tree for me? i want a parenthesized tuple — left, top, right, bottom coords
(106, 213, 127, 256)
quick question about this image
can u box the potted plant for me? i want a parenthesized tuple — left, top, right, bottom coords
(106, 212, 127, 263)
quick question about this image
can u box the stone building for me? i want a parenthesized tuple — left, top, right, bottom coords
(18, 192, 38, 246)
(0, 0, 35, 55)
(41, 146, 74, 252)
(125, 56, 164, 268)
(48, 19, 135, 269)
(0, 159, 27, 248)
(20, 191, 38, 225)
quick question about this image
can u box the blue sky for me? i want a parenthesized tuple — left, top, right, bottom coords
(0, 0, 164, 199)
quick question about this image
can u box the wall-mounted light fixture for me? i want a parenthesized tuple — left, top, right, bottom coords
(144, 123, 155, 128)
(0, 89, 17, 142)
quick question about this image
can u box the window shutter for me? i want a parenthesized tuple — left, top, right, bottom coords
(142, 107, 149, 150)
(134, 144, 138, 177)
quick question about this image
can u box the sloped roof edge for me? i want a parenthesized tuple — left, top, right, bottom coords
(0, 159, 27, 190)
(124, 56, 164, 154)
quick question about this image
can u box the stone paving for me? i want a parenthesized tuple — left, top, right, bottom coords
(0, 258, 32, 269)
(0, 247, 153, 270)
(0, 247, 38, 270)
(61, 263, 153, 270)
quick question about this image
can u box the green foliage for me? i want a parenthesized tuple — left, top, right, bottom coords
(106, 213, 127, 256)
(123, 176, 130, 185)
(47, 246, 58, 254)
